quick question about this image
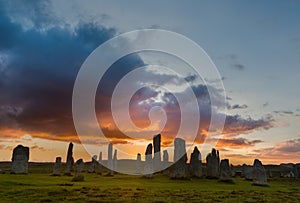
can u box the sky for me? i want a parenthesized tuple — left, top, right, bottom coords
(0, 0, 299, 165)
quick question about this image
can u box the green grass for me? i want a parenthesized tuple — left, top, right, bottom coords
(0, 172, 299, 202)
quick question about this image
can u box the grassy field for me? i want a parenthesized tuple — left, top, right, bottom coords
(0, 170, 299, 203)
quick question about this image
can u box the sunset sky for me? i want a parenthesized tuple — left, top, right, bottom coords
(0, 1, 299, 165)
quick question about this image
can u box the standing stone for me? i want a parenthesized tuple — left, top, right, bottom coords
(113, 149, 118, 172)
(252, 159, 268, 186)
(52, 157, 62, 176)
(153, 134, 161, 171)
(88, 155, 97, 173)
(170, 138, 188, 179)
(206, 148, 220, 178)
(293, 164, 300, 179)
(144, 143, 153, 178)
(11, 145, 29, 174)
(72, 159, 85, 181)
(190, 146, 202, 178)
(136, 153, 142, 174)
(107, 143, 114, 175)
(220, 159, 232, 181)
(163, 150, 169, 169)
(95, 152, 102, 174)
(242, 164, 253, 180)
(64, 142, 74, 175)
(98, 152, 102, 163)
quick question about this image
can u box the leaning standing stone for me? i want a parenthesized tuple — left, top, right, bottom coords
(252, 159, 268, 186)
(52, 157, 62, 176)
(64, 142, 74, 175)
(11, 145, 29, 174)
(144, 143, 153, 178)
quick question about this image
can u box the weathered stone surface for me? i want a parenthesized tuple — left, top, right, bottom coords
(107, 143, 114, 176)
(189, 146, 202, 178)
(113, 149, 118, 172)
(144, 143, 153, 178)
(252, 159, 268, 186)
(220, 159, 232, 181)
(206, 148, 220, 178)
(163, 150, 169, 169)
(64, 142, 74, 175)
(11, 145, 29, 174)
(72, 159, 85, 181)
(293, 164, 300, 179)
(136, 153, 142, 174)
(52, 157, 62, 176)
(170, 138, 188, 179)
(88, 155, 97, 173)
(75, 159, 85, 176)
(153, 134, 161, 171)
(95, 152, 102, 174)
(242, 164, 253, 180)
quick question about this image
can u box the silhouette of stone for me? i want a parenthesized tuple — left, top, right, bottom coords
(98, 152, 102, 163)
(163, 150, 169, 169)
(64, 142, 74, 175)
(252, 159, 268, 186)
(170, 138, 188, 179)
(88, 155, 97, 173)
(144, 143, 153, 178)
(189, 146, 202, 178)
(11, 145, 29, 174)
(52, 157, 62, 176)
(206, 148, 220, 178)
(136, 153, 142, 174)
(107, 143, 114, 176)
(242, 164, 253, 180)
(293, 164, 300, 179)
(153, 134, 161, 171)
(113, 149, 118, 172)
(220, 159, 232, 181)
(72, 159, 85, 181)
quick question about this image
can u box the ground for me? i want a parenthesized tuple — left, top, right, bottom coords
(0, 172, 299, 202)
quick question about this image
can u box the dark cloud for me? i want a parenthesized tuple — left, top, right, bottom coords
(228, 104, 248, 110)
(273, 110, 294, 116)
(216, 137, 263, 148)
(0, 1, 119, 136)
(233, 64, 245, 70)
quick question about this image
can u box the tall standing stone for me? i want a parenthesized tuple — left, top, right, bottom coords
(220, 159, 232, 181)
(144, 143, 153, 178)
(52, 157, 62, 176)
(170, 138, 188, 179)
(136, 153, 142, 174)
(189, 146, 202, 178)
(107, 143, 114, 176)
(95, 152, 102, 174)
(64, 142, 74, 175)
(252, 159, 268, 186)
(88, 155, 97, 173)
(113, 149, 118, 172)
(163, 150, 169, 169)
(153, 134, 161, 171)
(206, 148, 220, 178)
(11, 145, 29, 174)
